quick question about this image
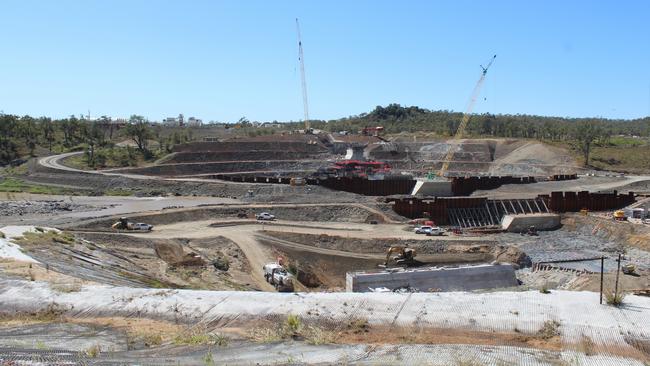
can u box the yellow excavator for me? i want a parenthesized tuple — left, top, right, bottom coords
(383, 246, 417, 267)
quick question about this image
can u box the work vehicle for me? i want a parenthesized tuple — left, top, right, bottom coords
(622, 264, 637, 276)
(425, 227, 445, 236)
(614, 210, 627, 221)
(521, 226, 538, 236)
(111, 217, 153, 231)
(383, 246, 416, 267)
(263, 263, 294, 292)
(290, 177, 306, 186)
(414, 225, 433, 234)
(256, 212, 276, 221)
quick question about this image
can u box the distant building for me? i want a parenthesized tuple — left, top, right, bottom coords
(163, 114, 187, 127)
(187, 117, 203, 126)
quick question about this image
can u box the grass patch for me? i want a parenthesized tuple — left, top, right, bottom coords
(51, 282, 83, 293)
(0, 231, 4, 239)
(67, 146, 166, 170)
(173, 327, 229, 346)
(0, 177, 64, 195)
(104, 189, 133, 196)
(605, 292, 626, 307)
(589, 145, 650, 173)
(248, 315, 339, 345)
(16, 230, 75, 247)
(83, 344, 101, 358)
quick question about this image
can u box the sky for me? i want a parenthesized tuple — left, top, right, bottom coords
(1, 0, 649, 122)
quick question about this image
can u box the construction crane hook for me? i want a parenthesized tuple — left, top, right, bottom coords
(480, 54, 497, 75)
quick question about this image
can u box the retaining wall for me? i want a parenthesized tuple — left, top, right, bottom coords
(540, 191, 635, 212)
(501, 213, 561, 232)
(346, 264, 518, 292)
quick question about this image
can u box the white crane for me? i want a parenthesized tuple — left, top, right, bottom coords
(437, 55, 496, 177)
(296, 18, 311, 132)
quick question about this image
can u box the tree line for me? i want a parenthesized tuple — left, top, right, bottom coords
(0, 114, 194, 166)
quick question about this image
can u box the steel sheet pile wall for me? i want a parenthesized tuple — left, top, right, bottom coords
(539, 191, 635, 212)
(451, 176, 536, 196)
(388, 197, 488, 224)
(319, 177, 416, 196)
(549, 174, 578, 181)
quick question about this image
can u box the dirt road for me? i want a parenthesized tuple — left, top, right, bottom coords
(128, 218, 490, 290)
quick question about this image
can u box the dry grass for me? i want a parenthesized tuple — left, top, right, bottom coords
(578, 335, 596, 356)
(16, 230, 75, 247)
(173, 325, 229, 347)
(0, 303, 66, 326)
(537, 320, 561, 340)
(51, 282, 83, 293)
(83, 344, 101, 358)
(605, 292, 626, 307)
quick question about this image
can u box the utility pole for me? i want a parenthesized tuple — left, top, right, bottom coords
(614, 253, 622, 300)
(600, 256, 604, 304)
(296, 18, 310, 132)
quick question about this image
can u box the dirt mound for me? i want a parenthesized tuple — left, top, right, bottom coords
(489, 141, 577, 175)
(154, 242, 205, 267)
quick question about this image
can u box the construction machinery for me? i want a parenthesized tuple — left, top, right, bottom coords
(383, 246, 417, 267)
(296, 18, 311, 133)
(263, 262, 294, 292)
(622, 263, 637, 275)
(614, 210, 627, 221)
(437, 55, 496, 177)
(111, 217, 153, 231)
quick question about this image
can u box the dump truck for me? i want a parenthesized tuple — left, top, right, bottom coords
(263, 263, 294, 292)
(111, 217, 153, 231)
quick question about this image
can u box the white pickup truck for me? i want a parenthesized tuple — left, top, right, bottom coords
(263, 263, 294, 292)
(256, 212, 276, 221)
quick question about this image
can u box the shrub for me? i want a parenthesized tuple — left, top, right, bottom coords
(605, 292, 625, 307)
(286, 314, 302, 334)
(537, 320, 560, 340)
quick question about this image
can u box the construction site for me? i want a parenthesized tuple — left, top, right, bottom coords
(1, 16, 649, 366)
(1, 119, 650, 364)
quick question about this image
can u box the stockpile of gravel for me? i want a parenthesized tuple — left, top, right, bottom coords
(0, 201, 97, 217)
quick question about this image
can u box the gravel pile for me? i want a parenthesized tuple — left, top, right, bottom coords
(0, 201, 97, 217)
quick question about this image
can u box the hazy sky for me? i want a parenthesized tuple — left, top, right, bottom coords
(1, 0, 649, 121)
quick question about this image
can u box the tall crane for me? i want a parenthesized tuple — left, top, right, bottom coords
(436, 54, 496, 177)
(296, 18, 310, 132)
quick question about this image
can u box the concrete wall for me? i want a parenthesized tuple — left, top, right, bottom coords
(346, 264, 518, 292)
(501, 213, 561, 232)
(411, 179, 453, 196)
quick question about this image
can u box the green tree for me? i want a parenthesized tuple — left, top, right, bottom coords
(125, 115, 152, 153)
(0, 114, 19, 164)
(19, 116, 39, 156)
(40, 117, 55, 151)
(573, 120, 602, 166)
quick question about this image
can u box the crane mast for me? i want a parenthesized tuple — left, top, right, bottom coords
(296, 18, 310, 131)
(437, 55, 496, 177)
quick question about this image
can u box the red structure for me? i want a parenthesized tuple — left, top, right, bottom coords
(360, 126, 384, 136)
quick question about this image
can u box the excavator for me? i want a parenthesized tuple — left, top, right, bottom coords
(382, 246, 417, 267)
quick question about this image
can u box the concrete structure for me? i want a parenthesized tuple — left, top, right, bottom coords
(346, 264, 518, 292)
(501, 213, 561, 232)
(410, 178, 453, 196)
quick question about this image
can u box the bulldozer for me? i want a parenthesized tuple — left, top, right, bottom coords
(382, 246, 417, 267)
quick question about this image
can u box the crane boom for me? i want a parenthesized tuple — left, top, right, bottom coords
(437, 55, 496, 177)
(296, 18, 310, 131)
